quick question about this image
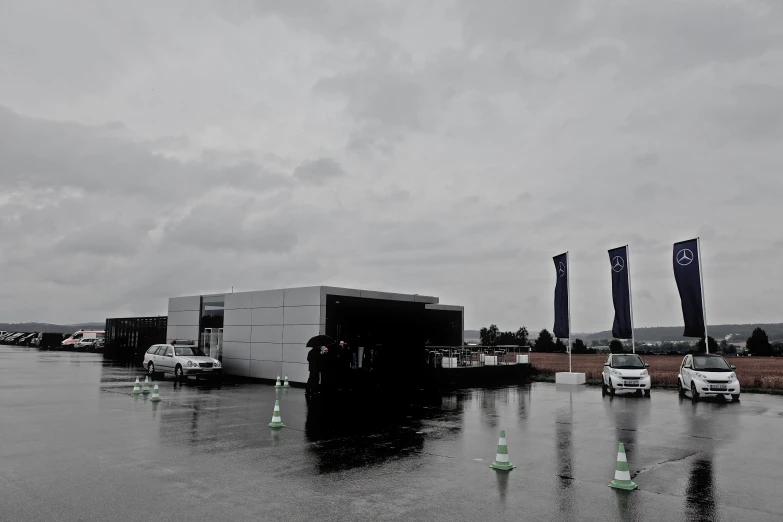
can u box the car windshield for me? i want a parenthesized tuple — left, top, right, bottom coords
(692, 355, 731, 371)
(175, 346, 205, 357)
(611, 355, 645, 369)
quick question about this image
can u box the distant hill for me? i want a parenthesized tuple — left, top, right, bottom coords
(0, 322, 105, 334)
(575, 323, 783, 343)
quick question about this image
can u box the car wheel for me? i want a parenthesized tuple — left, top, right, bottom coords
(678, 379, 686, 397)
(175, 365, 184, 381)
(608, 379, 615, 397)
(691, 383, 699, 402)
(635, 389, 643, 397)
(732, 394, 740, 402)
(147, 362, 156, 377)
(644, 389, 651, 398)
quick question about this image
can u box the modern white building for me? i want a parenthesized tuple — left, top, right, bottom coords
(167, 286, 464, 384)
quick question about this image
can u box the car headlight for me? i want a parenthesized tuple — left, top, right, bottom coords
(214, 361, 221, 368)
(694, 372, 706, 379)
(640, 370, 648, 376)
(728, 373, 736, 380)
(187, 361, 194, 367)
(611, 370, 621, 376)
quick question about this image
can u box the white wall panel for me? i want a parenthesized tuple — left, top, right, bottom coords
(250, 343, 283, 361)
(223, 325, 251, 343)
(283, 305, 322, 325)
(283, 286, 321, 307)
(166, 325, 200, 342)
(283, 343, 310, 364)
(249, 360, 283, 380)
(250, 325, 283, 344)
(224, 308, 251, 326)
(168, 296, 201, 312)
(222, 341, 250, 360)
(168, 310, 200, 326)
(252, 307, 284, 326)
(224, 292, 253, 310)
(222, 358, 250, 377)
(282, 324, 321, 345)
(282, 362, 309, 384)
(252, 289, 285, 308)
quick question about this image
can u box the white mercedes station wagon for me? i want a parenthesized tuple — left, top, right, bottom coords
(144, 340, 222, 381)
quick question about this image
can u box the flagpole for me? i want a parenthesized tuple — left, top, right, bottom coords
(566, 251, 572, 373)
(697, 237, 709, 353)
(627, 244, 636, 354)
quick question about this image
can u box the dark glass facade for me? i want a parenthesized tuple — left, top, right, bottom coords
(105, 316, 168, 364)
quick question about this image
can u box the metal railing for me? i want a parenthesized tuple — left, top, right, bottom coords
(425, 345, 532, 368)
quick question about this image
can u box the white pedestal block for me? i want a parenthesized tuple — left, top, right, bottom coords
(515, 355, 529, 364)
(441, 357, 458, 368)
(480, 354, 486, 363)
(484, 356, 498, 366)
(555, 372, 586, 385)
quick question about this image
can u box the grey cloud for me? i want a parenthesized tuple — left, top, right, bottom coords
(164, 200, 298, 254)
(2, 1, 783, 331)
(293, 157, 346, 185)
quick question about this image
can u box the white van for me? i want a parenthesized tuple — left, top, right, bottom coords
(62, 330, 105, 349)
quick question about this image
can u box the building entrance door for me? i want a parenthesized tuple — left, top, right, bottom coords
(201, 328, 223, 361)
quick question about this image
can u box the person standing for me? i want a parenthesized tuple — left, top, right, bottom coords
(306, 345, 321, 397)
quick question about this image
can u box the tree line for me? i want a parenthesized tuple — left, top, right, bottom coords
(475, 325, 783, 356)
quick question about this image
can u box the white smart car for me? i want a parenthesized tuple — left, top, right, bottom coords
(143, 340, 222, 381)
(602, 353, 651, 397)
(678, 353, 740, 402)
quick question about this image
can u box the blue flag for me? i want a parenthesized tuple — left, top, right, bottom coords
(553, 253, 569, 338)
(608, 246, 632, 339)
(673, 239, 706, 338)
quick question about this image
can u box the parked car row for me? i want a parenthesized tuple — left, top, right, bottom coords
(601, 352, 740, 402)
(0, 331, 41, 346)
(0, 330, 106, 351)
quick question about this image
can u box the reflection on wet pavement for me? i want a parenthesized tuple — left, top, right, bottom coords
(2, 346, 782, 522)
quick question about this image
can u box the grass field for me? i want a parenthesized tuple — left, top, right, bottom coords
(530, 353, 783, 390)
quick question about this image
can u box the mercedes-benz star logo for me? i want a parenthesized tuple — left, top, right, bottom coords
(676, 248, 694, 266)
(558, 262, 566, 277)
(611, 256, 625, 273)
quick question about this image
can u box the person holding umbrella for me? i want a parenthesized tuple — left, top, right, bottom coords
(305, 335, 335, 398)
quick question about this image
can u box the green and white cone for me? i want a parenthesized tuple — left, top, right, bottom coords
(149, 384, 162, 403)
(283, 375, 290, 388)
(268, 400, 285, 428)
(274, 375, 282, 388)
(489, 430, 515, 471)
(609, 443, 637, 490)
(142, 377, 151, 395)
(131, 377, 142, 396)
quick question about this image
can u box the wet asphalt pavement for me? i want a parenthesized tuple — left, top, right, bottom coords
(2, 346, 783, 521)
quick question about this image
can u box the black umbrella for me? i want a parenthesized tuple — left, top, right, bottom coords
(306, 335, 336, 348)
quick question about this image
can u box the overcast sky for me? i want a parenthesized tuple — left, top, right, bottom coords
(1, 1, 782, 333)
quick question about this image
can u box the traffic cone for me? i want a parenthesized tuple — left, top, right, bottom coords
(142, 377, 151, 396)
(274, 375, 282, 388)
(131, 377, 142, 396)
(283, 375, 290, 388)
(489, 430, 515, 471)
(609, 443, 637, 490)
(149, 384, 162, 403)
(268, 400, 285, 428)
